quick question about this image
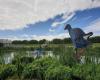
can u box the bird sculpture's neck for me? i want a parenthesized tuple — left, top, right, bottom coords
(67, 26, 72, 32)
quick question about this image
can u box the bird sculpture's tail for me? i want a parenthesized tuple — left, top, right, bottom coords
(83, 32, 93, 40)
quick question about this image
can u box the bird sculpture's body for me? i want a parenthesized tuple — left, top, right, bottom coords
(65, 24, 93, 48)
(64, 24, 93, 61)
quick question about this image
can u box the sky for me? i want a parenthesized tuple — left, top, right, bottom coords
(0, 0, 100, 41)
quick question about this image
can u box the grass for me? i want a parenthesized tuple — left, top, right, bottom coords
(0, 43, 100, 80)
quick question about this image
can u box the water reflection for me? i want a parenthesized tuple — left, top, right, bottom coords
(3, 52, 14, 64)
(1, 50, 54, 64)
(0, 51, 100, 64)
(80, 56, 100, 64)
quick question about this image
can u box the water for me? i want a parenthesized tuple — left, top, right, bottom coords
(0, 52, 16, 64)
(3, 52, 14, 64)
(0, 50, 100, 64)
(80, 56, 100, 64)
(0, 50, 54, 64)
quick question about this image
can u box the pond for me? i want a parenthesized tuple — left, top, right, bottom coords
(81, 56, 100, 64)
(0, 50, 100, 64)
(0, 50, 54, 64)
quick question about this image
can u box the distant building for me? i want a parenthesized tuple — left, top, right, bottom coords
(0, 39, 12, 47)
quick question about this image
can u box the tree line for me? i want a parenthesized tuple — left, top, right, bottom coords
(12, 36, 100, 44)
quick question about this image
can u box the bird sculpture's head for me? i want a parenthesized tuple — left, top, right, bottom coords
(64, 24, 71, 30)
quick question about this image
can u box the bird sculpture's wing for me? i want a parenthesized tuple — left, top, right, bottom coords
(71, 28, 85, 41)
(68, 28, 93, 48)
(84, 32, 93, 40)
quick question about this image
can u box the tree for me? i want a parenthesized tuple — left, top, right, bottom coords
(62, 38, 71, 44)
(12, 40, 22, 44)
(0, 43, 3, 47)
(90, 36, 100, 43)
(29, 40, 38, 44)
(51, 39, 62, 44)
(38, 39, 47, 44)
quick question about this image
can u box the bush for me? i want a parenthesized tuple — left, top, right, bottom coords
(72, 64, 100, 80)
(45, 65, 72, 80)
(0, 43, 3, 47)
(22, 64, 41, 79)
(12, 56, 34, 65)
(55, 47, 77, 67)
(95, 64, 100, 80)
(0, 64, 16, 80)
(0, 57, 4, 64)
(0, 56, 35, 80)
(23, 57, 61, 80)
(12, 56, 34, 79)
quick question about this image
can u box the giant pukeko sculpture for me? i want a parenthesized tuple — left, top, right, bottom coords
(64, 24, 93, 61)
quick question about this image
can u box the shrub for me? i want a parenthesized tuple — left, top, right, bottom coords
(0, 43, 3, 47)
(12, 56, 34, 79)
(55, 47, 77, 67)
(72, 64, 100, 80)
(0, 64, 16, 80)
(23, 57, 61, 80)
(45, 65, 72, 80)
(22, 64, 41, 79)
(12, 56, 34, 65)
(94, 64, 100, 80)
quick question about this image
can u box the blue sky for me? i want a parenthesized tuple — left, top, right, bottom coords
(0, 0, 100, 40)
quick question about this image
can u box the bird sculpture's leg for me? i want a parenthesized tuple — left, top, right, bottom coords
(79, 48, 85, 56)
(74, 48, 77, 58)
(78, 48, 85, 60)
(74, 48, 80, 61)
(75, 48, 85, 61)
(76, 49, 81, 61)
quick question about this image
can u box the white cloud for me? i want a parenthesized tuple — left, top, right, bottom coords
(51, 0, 100, 27)
(0, 0, 100, 30)
(0, 35, 33, 41)
(49, 28, 55, 32)
(32, 33, 69, 41)
(51, 12, 75, 27)
(84, 18, 100, 36)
